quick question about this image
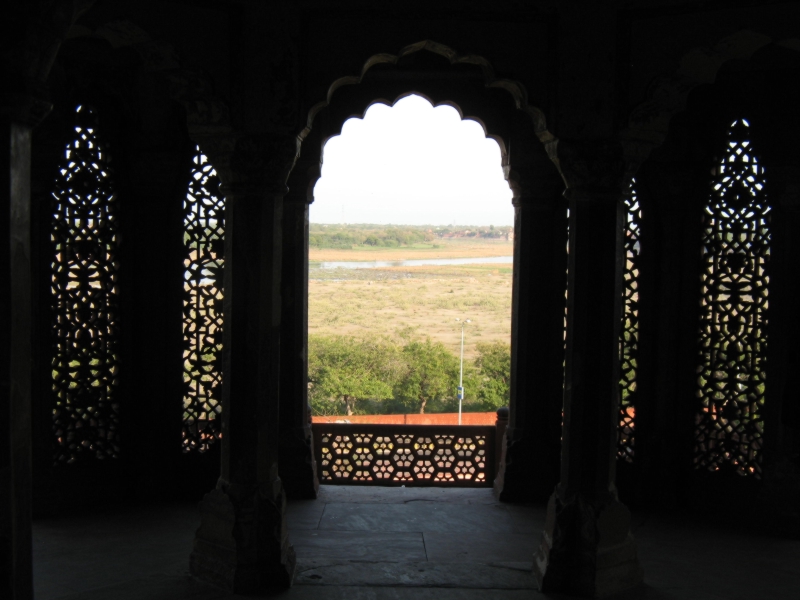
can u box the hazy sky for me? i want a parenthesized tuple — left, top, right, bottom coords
(311, 95, 513, 226)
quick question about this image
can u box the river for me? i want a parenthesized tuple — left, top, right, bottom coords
(311, 255, 513, 269)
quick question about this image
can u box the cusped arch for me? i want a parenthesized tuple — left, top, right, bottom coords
(302, 40, 555, 147)
(317, 91, 511, 171)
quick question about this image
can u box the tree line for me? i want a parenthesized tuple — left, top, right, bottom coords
(308, 334, 510, 416)
(308, 224, 512, 249)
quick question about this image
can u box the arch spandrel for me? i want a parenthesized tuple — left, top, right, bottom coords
(623, 31, 800, 159)
(297, 42, 563, 201)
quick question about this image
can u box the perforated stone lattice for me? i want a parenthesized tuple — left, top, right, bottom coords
(315, 426, 493, 486)
(618, 181, 641, 462)
(51, 105, 121, 465)
(182, 147, 225, 453)
(695, 119, 769, 477)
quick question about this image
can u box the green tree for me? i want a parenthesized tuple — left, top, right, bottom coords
(395, 338, 460, 414)
(308, 335, 403, 416)
(473, 342, 511, 410)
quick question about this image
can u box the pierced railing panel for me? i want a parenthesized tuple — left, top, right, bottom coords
(313, 424, 495, 486)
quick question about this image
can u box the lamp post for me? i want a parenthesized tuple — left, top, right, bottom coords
(455, 318, 471, 425)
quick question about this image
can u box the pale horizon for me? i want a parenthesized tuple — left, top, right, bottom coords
(311, 94, 514, 227)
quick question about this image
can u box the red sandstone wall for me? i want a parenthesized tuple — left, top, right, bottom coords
(311, 412, 497, 425)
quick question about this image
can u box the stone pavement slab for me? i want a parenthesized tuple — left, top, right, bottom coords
(294, 560, 537, 589)
(316, 486, 500, 505)
(286, 498, 327, 530)
(51, 573, 542, 600)
(292, 530, 427, 562)
(32, 486, 800, 600)
(422, 531, 537, 563)
(319, 501, 533, 534)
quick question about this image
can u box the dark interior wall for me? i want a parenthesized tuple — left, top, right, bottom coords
(624, 1, 800, 112)
(627, 57, 800, 530)
(30, 33, 196, 515)
(22, 0, 800, 522)
(71, 0, 232, 103)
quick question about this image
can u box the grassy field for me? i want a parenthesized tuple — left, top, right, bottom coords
(309, 261, 512, 360)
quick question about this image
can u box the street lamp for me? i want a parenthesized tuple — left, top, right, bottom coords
(455, 318, 471, 425)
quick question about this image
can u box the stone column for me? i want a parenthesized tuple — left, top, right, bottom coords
(190, 134, 298, 593)
(278, 161, 319, 500)
(118, 144, 188, 494)
(0, 91, 51, 600)
(495, 163, 567, 502)
(755, 163, 800, 533)
(534, 141, 642, 598)
(633, 161, 707, 508)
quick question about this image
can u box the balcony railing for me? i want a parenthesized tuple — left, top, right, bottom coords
(312, 422, 500, 487)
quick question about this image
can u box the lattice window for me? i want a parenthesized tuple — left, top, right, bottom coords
(695, 119, 769, 477)
(618, 181, 641, 462)
(182, 146, 225, 453)
(51, 105, 121, 465)
(314, 425, 493, 486)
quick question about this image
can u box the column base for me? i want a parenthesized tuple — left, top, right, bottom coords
(534, 492, 643, 598)
(495, 430, 558, 503)
(190, 481, 296, 593)
(279, 426, 319, 500)
(755, 445, 800, 537)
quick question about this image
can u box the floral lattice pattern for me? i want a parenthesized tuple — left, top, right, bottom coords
(618, 181, 641, 462)
(182, 147, 225, 452)
(51, 105, 121, 464)
(695, 119, 769, 477)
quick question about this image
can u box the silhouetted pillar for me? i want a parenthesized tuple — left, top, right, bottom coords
(191, 134, 298, 592)
(1, 92, 51, 600)
(756, 163, 800, 531)
(119, 143, 187, 495)
(279, 162, 319, 499)
(534, 142, 642, 597)
(495, 163, 566, 502)
(633, 161, 707, 509)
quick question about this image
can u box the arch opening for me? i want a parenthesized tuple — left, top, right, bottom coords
(306, 94, 514, 486)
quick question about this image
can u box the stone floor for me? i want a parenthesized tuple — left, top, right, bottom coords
(32, 485, 800, 599)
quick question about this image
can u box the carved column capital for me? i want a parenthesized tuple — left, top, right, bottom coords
(196, 132, 300, 196)
(508, 170, 565, 210)
(506, 148, 565, 210)
(285, 158, 320, 206)
(553, 138, 629, 196)
(0, 89, 53, 128)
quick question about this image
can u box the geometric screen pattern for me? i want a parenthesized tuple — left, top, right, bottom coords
(618, 180, 641, 462)
(51, 105, 121, 465)
(315, 425, 494, 486)
(695, 119, 769, 478)
(182, 147, 225, 453)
